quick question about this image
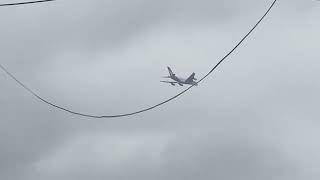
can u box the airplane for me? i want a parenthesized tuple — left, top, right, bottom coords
(161, 66, 198, 86)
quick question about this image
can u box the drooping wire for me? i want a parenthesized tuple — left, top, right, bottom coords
(0, 0, 55, 7)
(0, 0, 277, 118)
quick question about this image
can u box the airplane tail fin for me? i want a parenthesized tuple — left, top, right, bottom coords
(167, 66, 175, 76)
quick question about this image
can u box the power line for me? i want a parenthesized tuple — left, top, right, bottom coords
(0, 0, 55, 7)
(0, 0, 278, 118)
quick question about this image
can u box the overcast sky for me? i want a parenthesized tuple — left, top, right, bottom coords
(0, 0, 319, 179)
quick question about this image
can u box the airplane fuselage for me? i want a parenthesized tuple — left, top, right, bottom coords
(161, 66, 198, 86)
(170, 75, 198, 86)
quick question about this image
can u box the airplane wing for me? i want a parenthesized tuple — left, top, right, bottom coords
(185, 72, 196, 83)
(160, 80, 178, 84)
(160, 81, 183, 86)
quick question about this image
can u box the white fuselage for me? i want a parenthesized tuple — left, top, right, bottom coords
(170, 75, 198, 86)
(162, 66, 198, 86)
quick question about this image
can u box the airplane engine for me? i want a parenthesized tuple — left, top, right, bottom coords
(171, 83, 175, 86)
(193, 78, 197, 80)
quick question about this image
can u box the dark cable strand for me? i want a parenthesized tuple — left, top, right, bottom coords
(0, 0, 277, 118)
(0, 0, 55, 7)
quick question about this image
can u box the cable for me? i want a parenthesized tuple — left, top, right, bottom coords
(0, 0, 55, 7)
(0, 0, 277, 118)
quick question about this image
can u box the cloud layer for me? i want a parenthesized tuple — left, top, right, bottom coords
(0, 0, 320, 179)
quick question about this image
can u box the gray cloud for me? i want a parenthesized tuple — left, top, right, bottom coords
(25, 131, 297, 180)
(0, 0, 319, 179)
